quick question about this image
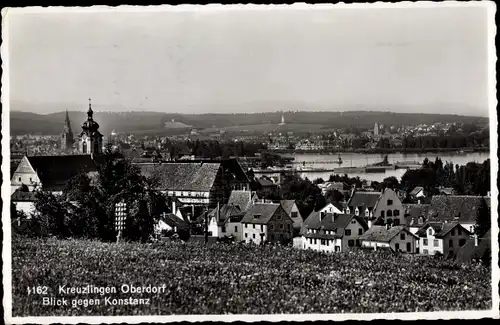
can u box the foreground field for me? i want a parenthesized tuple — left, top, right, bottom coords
(12, 237, 491, 316)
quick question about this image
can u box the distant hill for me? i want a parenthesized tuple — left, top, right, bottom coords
(9, 110, 489, 136)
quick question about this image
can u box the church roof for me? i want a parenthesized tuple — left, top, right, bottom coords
(25, 155, 98, 191)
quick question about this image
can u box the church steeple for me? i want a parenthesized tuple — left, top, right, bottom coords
(61, 109, 74, 152)
(79, 98, 103, 156)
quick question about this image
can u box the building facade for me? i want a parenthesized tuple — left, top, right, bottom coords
(78, 99, 103, 156)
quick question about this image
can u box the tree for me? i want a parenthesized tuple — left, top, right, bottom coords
(474, 197, 490, 238)
(383, 176, 399, 189)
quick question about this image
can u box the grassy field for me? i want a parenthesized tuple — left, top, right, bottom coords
(12, 237, 491, 316)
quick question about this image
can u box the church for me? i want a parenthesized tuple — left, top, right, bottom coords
(11, 100, 103, 195)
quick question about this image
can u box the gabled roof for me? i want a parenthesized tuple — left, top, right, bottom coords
(136, 162, 221, 191)
(22, 155, 97, 191)
(207, 204, 242, 226)
(428, 195, 491, 223)
(280, 200, 296, 215)
(11, 191, 37, 202)
(359, 225, 416, 243)
(415, 222, 470, 238)
(159, 213, 189, 230)
(347, 191, 381, 209)
(241, 203, 281, 224)
(228, 190, 256, 212)
(410, 186, 424, 196)
(306, 213, 368, 233)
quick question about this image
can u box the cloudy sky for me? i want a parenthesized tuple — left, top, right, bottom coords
(6, 4, 493, 116)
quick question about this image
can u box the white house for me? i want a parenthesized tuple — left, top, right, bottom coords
(359, 225, 419, 253)
(415, 222, 471, 256)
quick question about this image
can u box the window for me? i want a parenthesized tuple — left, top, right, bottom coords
(348, 240, 355, 247)
(358, 228, 363, 235)
(406, 242, 411, 252)
(400, 233, 406, 240)
(18, 177, 21, 182)
(245, 233, 248, 238)
(423, 249, 428, 255)
(235, 226, 238, 232)
(221, 226, 226, 233)
(278, 214, 282, 220)
(260, 225, 263, 232)
(394, 210, 400, 216)
(433, 239, 439, 247)
(345, 229, 351, 236)
(314, 239, 317, 245)
(287, 224, 290, 230)
(387, 218, 393, 225)
(252, 234, 255, 239)
(351, 220, 356, 224)
(459, 239, 466, 247)
(387, 199, 393, 205)
(451, 228, 455, 236)
(395, 243, 400, 251)
(423, 239, 428, 246)
(321, 239, 326, 245)
(253, 224, 255, 229)
(381, 210, 385, 218)
(245, 223, 248, 228)
(387, 210, 393, 217)
(29, 177, 32, 182)
(449, 239, 453, 248)
(291, 212, 298, 218)
(457, 227, 462, 236)
(335, 246, 341, 252)
(393, 218, 400, 226)
(280, 224, 283, 229)
(269, 224, 274, 230)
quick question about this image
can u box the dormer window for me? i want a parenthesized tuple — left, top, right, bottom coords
(428, 228, 433, 236)
(254, 214, 261, 219)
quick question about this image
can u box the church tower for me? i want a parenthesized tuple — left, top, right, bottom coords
(79, 98, 103, 156)
(61, 109, 74, 152)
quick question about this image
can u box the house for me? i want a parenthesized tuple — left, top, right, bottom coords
(415, 222, 471, 256)
(345, 190, 381, 223)
(227, 190, 259, 212)
(372, 188, 405, 227)
(11, 191, 37, 217)
(455, 229, 491, 264)
(280, 200, 303, 232)
(302, 202, 344, 235)
(155, 212, 189, 236)
(241, 203, 294, 245)
(207, 204, 245, 241)
(136, 159, 250, 209)
(256, 177, 280, 198)
(426, 195, 491, 233)
(11, 155, 98, 194)
(402, 203, 430, 234)
(302, 213, 368, 253)
(359, 225, 418, 253)
(409, 186, 425, 198)
(438, 187, 455, 195)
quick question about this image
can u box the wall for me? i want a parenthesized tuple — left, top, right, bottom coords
(267, 205, 294, 243)
(441, 227, 471, 256)
(13, 201, 36, 217)
(373, 189, 405, 225)
(219, 221, 243, 242)
(303, 233, 342, 253)
(243, 223, 267, 244)
(11, 157, 41, 193)
(289, 203, 303, 230)
(389, 229, 418, 253)
(419, 227, 443, 255)
(361, 241, 390, 250)
(340, 218, 366, 252)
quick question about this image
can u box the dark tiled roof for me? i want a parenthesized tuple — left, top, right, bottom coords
(410, 186, 424, 196)
(304, 232, 343, 240)
(25, 155, 97, 191)
(403, 203, 430, 225)
(227, 190, 255, 212)
(428, 195, 491, 223)
(306, 213, 367, 235)
(11, 191, 37, 201)
(136, 162, 221, 191)
(415, 222, 470, 238)
(280, 200, 296, 215)
(241, 203, 280, 224)
(359, 225, 415, 243)
(347, 191, 381, 209)
(160, 213, 189, 230)
(257, 177, 277, 187)
(208, 204, 242, 226)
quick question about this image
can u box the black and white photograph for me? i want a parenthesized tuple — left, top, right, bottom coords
(2, 3, 498, 323)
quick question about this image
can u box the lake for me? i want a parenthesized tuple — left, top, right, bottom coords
(289, 152, 491, 183)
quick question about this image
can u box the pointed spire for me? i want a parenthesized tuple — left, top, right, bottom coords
(87, 98, 93, 120)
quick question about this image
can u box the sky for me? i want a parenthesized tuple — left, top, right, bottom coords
(6, 4, 492, 116)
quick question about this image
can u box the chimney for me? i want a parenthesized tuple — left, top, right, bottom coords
(474, 234, 478, 247)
